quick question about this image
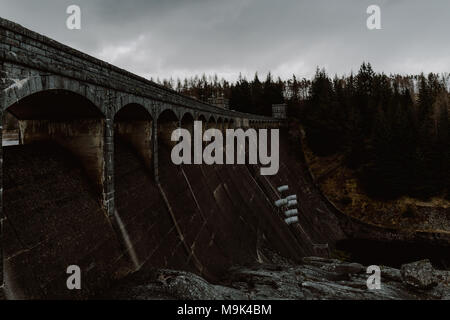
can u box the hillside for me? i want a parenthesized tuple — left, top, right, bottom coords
(302, 129, 450, 233)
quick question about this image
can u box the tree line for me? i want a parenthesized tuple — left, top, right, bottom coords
(302, 63, 449, 200)
(158, 63, 450, 200)
(155, 73, 286, 116)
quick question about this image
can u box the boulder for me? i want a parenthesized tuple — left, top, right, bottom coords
(380, 266, 402, 282)
(331, 263, 364, 275)
(101, 257, 450, 300)
(401, 260, 438, 289)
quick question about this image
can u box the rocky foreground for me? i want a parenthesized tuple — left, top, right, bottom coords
(102, 257, 450, 300)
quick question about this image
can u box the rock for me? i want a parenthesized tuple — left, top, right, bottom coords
(157, 271, 247, 300)
(380, 266, 402, 282)
(303, 257, 364, 275)
(107, 269, 248, 300)
(330, 263, 364, 275)
(435, 269, 450, 283)
(101, 257, 450, 300)
(302, 257, 340, 265)
(401, 260, 438, 289)
(430, 270, 450, 299)
(303, 257, 365, 275)
(429, 283, 450, 300)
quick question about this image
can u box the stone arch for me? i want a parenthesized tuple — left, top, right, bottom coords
(208, 114, 216, 123)
(4, 87, 106, 192)
(5, 89, 104, 121)
(216, 117, 224, 131)
(180, 110, 196, 125)
(1, 78, 121, 299)
(157, 103, 180, 120)
(115, 96, 151, 118)
(112, 103, 155, 271)
(206, 114, 216, 131)
(157, 108, 179, 149)
(114, 103, 153, 171)
(197, 114, 207, 123)
(114, 103, 152, 121)
(158, 108, 179, 122)
(2, 75, 104, 115)
(181, 112, 195, 131)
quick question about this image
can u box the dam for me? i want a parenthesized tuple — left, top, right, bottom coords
(0, 17, 345, 299)
(1, 17, 449, 300)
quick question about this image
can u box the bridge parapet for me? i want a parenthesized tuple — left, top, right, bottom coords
(0, 17, 276, 123)
(0, 16, 285, 298)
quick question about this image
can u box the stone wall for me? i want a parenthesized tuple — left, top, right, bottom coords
(0, 17, 292, 299)
(0, 17, 275, 122)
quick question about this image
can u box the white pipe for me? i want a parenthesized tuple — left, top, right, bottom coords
(285, 209, 298, 217)
(285, 216, 298, 225)
(277, 185, 289, 192)
(288, 200, 297, 207)
(286, 195, 297, 201)
(274, 198, 288, 207)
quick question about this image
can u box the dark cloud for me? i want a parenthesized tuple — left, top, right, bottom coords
(1, 0, 449, 80)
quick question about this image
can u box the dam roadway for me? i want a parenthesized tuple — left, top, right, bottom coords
(1, 17, 449, 299)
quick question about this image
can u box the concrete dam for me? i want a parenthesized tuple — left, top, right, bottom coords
(2, 17, 449, 300)
(2, 125, 347, 299)
(0, 17, 347, 299)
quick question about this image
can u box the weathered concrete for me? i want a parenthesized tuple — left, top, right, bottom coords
(115, 121, 152, 171)
(114, 104, 153, 174)
(2, 16, 445, 300)
(19, 119, 106, 193)
(0, 17, 287, 299)
(2, 142, 127, 299)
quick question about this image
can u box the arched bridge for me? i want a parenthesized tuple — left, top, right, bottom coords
(0, 16, 280, 211)
(0, 18, 305, 299)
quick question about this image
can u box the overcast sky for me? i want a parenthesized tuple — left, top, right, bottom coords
(1, 0, 449, 81)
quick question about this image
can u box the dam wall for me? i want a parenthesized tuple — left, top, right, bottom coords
(1, 126, 347, 299)
(0, 17, 349, 299)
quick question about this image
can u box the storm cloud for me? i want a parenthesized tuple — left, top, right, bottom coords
(1, 0, 449, 80)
